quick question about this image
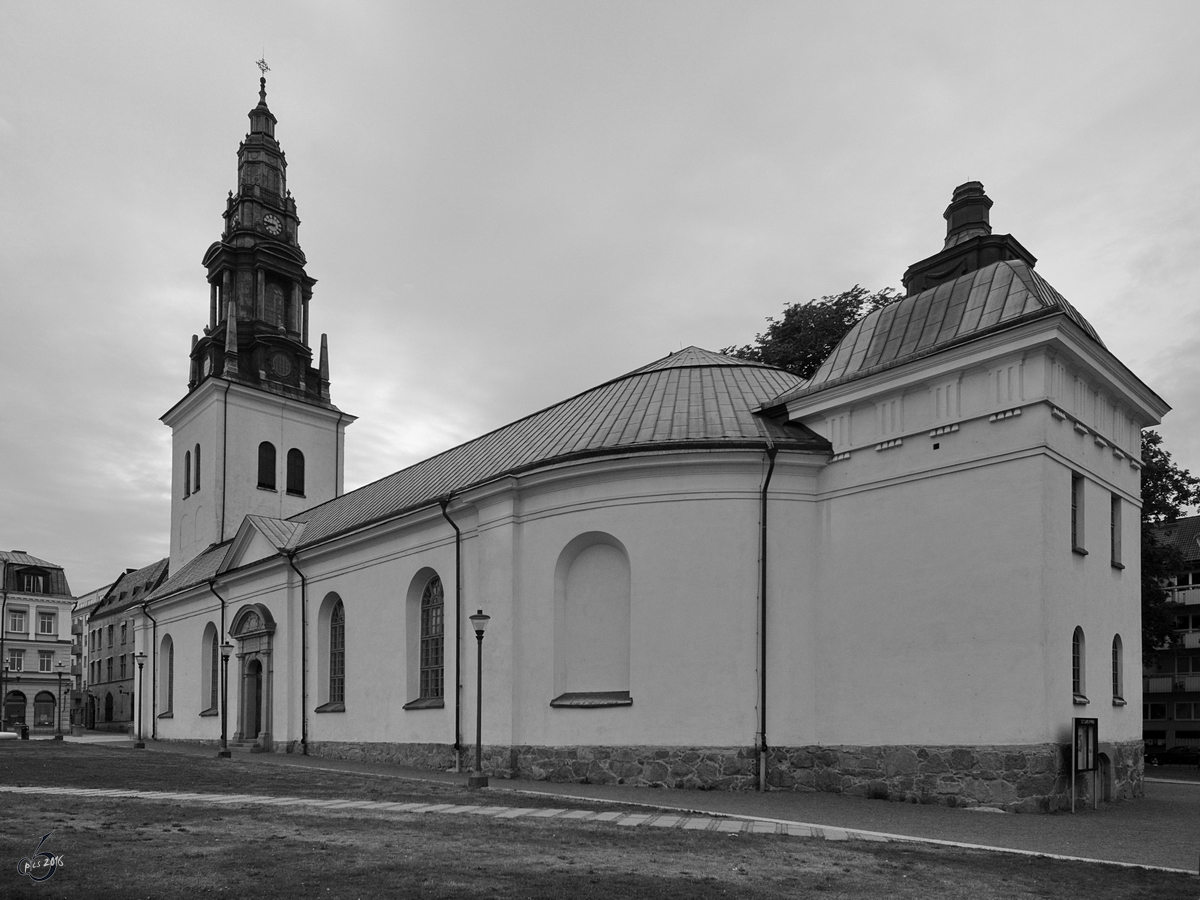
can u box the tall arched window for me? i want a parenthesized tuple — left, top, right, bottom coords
(329, 600, 345, 704)
(194, 444, 201, 492)
(552, 533, 632, 706)
(201, 623, 218, 713)
(286, 449, 305, 496)
(257, 442, 276, 490)
(1072, 627, 1086, 701)
(420, 576, 444, 700)
(1112, 634, 1124, 702)
(184, 451, 192, 497)
(4, 690, 26, 725)
(160, 635, 174, 714)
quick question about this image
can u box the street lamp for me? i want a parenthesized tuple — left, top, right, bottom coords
(1, 662, 8, 732)
(54, 661, 66, 740)
(133, 652, 147, 749)
(217, 641, 233, 758)
(468, 609, 490, 789)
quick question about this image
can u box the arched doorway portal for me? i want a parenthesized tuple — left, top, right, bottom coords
(4, 690, 26, 726)
(231, 603, 275, 750)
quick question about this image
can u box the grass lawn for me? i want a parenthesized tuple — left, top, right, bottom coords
(2, 744, 1197, 899)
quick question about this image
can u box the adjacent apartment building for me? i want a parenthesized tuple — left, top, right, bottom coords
(1, 551, 75, 733)
(1144, 515, 1200, 752)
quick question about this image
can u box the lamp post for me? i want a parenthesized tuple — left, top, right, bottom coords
(133, 652, 146, 749)
(54, 661, 66, 740)
(467, 609, 490, 789)
(1, 662, 8, 732)
(217, 641, 233, 758)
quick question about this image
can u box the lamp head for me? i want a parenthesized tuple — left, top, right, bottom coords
(469, 609, 490, 638)
(220, 641, 234, 660)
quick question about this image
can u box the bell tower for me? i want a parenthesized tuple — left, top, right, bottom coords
(162, 73, 355, 574)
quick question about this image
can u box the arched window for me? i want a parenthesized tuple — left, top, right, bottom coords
(257, 442, 276, 490)
(1112, 635, 1124, 702)
(160, 635, 174, 715)
(420, 577, 444, 700)
(184, 451, 192, 497)
(329, 600, 345, 704)
(1072, 627, 1086, 701)
(34, 691, 56, 727)
(552, 533, 632, 706)
(201, 623, 218, 713)
(4, 690, 26, 725)
(194, 443, 201, 492)
(286, 449, 305, 496)
(266, 283, 285, 327)
(316, 593, 345, 712)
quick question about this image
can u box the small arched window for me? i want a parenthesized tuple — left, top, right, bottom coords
(286, 449, 305, 496)
(1072, 627, 1086, 701)
(184, 451, 192, 498)
(1112, 634, 1124, 702)
(329, 600, 345, 704)
(194, 444, 201, 492)
(258, 442, 276, 490)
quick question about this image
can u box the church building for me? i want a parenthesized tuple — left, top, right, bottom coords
(138, 79, 1168, 811)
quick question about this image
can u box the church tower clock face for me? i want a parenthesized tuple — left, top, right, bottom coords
(263, 214, 282, 235)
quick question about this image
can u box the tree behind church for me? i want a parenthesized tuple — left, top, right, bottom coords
(1140, 429, 1200, 656)
(721, 286, 900, 380)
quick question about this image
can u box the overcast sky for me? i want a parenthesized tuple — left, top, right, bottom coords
(2, 1, 1198, 593)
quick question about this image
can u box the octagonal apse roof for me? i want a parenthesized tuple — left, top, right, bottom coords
(770, 259, 1105, 404)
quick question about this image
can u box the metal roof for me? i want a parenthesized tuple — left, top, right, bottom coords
(288, 346, 823, 547)
(771, 260, 1105, 404)
(91, 558, 170, 619)
(148, 347, 825, 600)
(0, 550, 63, 570)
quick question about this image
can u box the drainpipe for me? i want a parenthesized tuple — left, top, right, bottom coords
(141, 601, 158, 740)
(439, 497, 463, 771)
(284, 552, 309, 756)
(206, 578, 228, 660)
(758, 442, 778, 792)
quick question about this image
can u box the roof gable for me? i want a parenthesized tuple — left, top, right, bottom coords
(219, 516, 306, 574)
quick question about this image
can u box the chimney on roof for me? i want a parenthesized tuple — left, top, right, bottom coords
(943, 181, 992, 248)
(12, 550, 25, 554)
(125, 568, 137, 574)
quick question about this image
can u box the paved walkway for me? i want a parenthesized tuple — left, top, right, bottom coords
(23, 735, 1200, 874)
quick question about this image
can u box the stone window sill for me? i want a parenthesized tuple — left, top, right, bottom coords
(1111, 561, 1125, 570)
(157, 711, 174, 719)
(1072, 547, 1088, 557)
(257, 486, 277, 493)
(1112, 697, 1127, 706)
(1073, 694, 1089, 706)
(199, 707, 218, 717)
(550, 691, 632, 708)
(315, 701, 345, 713)
(402, 697, 444, 710)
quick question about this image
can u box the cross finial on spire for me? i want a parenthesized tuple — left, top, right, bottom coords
(257, 57, 270, 76)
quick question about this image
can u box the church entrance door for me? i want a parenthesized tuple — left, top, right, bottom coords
(245, 659, 263, 739)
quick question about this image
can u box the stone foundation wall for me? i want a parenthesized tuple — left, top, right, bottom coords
(306, 740, 458, 771)
(173, 737, 1144, 812)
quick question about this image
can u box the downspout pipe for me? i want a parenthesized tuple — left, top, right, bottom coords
(219, 380, 231, 542)
(284, 552, 309, 756)
(439, 497, 463, 771)
(141, 601, 158, 740)
(205, 578, 228, 655)
(758, 442, 778, 792)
